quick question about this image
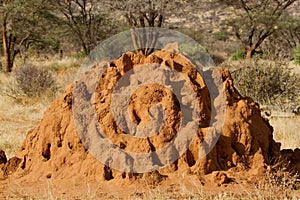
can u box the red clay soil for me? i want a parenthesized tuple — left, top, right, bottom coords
(0, 49, 299, 198)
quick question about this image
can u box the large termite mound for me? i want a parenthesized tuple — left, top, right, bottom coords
(0, 49, 288, 182)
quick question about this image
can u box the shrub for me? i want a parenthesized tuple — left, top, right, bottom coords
(179, 44, 213, 67)
(75, 50, 87, 59)
(293, 45, 300, 65)
(211, 54, 225, 66)
(6, 64, 57, 101)
(15, 64, 57, 97)
(180, 44, 207, 55)
(231, 60, 300, 109)
(231, 49, 246, 61)
(213, 30, 229, 41)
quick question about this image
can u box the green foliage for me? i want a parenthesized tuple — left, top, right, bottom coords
(231, 49, 246, 61)
(2, 1, 59, 49)
(75, 51, 87, 59)
(50, 0, 119, 55)
(213, 30, 229, 41)
(180, 44, 207, 56)
(231, 60, 300, 109)
(11, 64, 57, 98)
(263, 17, 300, 60)
(179, 44, 217, 67)
(179, 44, 210, 66)
(0, 0, 62, 72)
(220, 0, 298, 59)
(293, 45, 300, 65)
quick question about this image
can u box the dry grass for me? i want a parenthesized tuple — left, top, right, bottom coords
(132, 172, 300, 200)
(148, 180, 298, 199)
(4, 169, 299, 200)
(13, 55, 84, 72)
(0, 58, 79, 159)
(0, 90, 48, 158)
(269, 116, 300, 150)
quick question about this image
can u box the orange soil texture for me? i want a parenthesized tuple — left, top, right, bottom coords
(0, 49, 299, 199)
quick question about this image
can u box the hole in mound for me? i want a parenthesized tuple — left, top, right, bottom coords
(42, 143, 51, 161)
(104, 165, 113, 180)
(46, 173, 52, 179)
(121, 172, 126, 179)
(21, 156, 26, 169)
(173, 61, 183, 72)
(68, 142, 73, 150)
(57, 141, 62, 148)
(186, 149, 196, 167)
(131, 110, 141, 125)
(0, 150, 7, 165)
(119, 142, 126, 149)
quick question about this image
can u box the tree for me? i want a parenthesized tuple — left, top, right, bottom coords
(49, 0, 113, 56)
(215, 0, 298, 58)
(263, 16, 300, 59)
(1, 0, 27, 72)
(106, 0, 195, 55)
(0, 0, 60, 72)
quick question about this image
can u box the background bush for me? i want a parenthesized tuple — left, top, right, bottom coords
(179, 44, 214, 67)
(231, 60, 300, 109)
(3, 64, 58, 103)
(14, 64, 57, 97)
(213, 30, 229, 41)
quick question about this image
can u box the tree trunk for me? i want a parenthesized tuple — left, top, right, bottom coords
(246, 47, 255, 59)
(2, 23, 13, 73)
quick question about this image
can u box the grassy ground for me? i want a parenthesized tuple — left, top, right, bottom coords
(0, 93, 47, 158)
(4, 171, 299, 199)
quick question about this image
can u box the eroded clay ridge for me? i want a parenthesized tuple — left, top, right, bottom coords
(0, 49, 298, 182)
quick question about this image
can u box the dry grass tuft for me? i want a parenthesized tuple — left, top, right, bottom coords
(33, 56, 84, 72)
(0, 93, 48, 158)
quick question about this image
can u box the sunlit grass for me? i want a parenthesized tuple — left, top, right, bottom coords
(270, 116, 300, 150)
(0, 57, 78, 159)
